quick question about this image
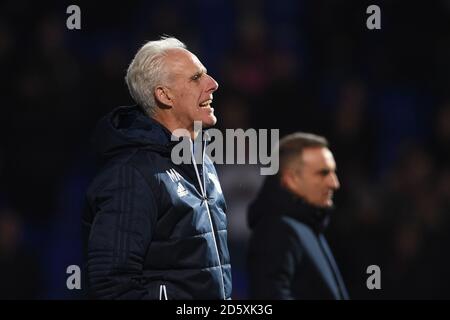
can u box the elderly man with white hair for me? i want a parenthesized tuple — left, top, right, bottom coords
(83, 37, 232, 300)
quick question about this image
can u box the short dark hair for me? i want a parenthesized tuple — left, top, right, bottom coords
(278, 132, 329, 174)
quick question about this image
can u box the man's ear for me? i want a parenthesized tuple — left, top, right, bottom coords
(155, 86, 173, 107)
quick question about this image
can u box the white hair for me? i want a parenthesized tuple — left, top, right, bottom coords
(125, 36, 186, 116)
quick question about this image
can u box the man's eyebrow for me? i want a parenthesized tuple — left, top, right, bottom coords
(190, 71, 202, 79)
(190, 68, 207, 80)
(317, 168, 331, 175)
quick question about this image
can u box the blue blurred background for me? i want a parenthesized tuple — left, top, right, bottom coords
(1, 0, 450, 299)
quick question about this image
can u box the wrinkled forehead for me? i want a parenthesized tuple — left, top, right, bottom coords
(164, 48, 204, 74)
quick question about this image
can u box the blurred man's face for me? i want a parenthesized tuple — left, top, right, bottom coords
(285, 147, 340, 208)
(161, 48, 219, 132)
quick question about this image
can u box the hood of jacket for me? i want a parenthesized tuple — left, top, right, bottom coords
(247, 175, 332, 233)
(91, 105, 177, 161)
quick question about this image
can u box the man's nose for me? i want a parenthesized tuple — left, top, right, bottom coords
(206, 74, 219, 92)
(329, 173, 340, 190)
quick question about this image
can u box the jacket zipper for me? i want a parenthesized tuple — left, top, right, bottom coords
(190, 138, 226, 300)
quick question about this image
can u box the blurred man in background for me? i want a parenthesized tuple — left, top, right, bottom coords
(83, 36, 231, 300)
(247, 132, 348, 299)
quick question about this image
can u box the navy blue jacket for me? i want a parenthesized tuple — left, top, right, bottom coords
(247, 176, 348, 300)
(83, 105, 232, 300)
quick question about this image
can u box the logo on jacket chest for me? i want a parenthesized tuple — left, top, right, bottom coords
(166, 168, 189, 197)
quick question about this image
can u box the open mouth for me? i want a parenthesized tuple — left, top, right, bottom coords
(199, 99, 213, 108)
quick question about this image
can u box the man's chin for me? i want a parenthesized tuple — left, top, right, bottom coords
(324, 200, 334, 209)
(314, 199, 334, 209)
(201, 115, 217, 128)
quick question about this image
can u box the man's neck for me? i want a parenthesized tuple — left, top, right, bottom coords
(151, 113, 197, 140)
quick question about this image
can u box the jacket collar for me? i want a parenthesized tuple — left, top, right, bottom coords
(248, 175, 332, 233)
(278, 188, 332, 234)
